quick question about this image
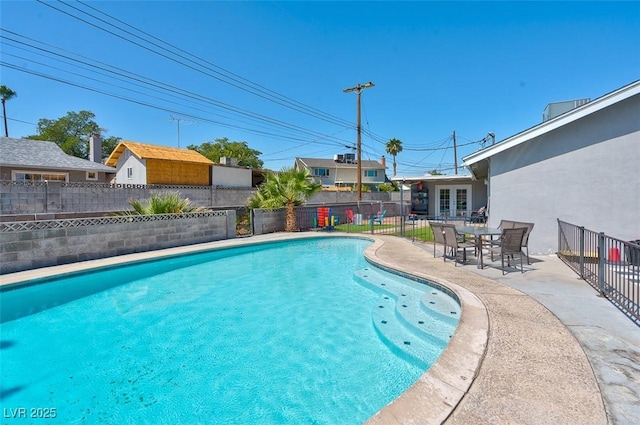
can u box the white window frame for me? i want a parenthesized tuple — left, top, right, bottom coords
(86, 171, 98, 181)
(364, 169, 378, 177)
(435, 184, 472, 217)
(12, 170, 69, 182)
(313, 168, 330, 177)
(127, 167, 133, 179)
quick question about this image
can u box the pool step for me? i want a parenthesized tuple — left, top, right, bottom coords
(353, 268, 459, 367)
(354, 268, 459, 337)
(372, 295, 445, 369)
(420, 290, 460, 327)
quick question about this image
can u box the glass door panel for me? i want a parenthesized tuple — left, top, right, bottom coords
(439, 189, 451, 216)
(456, 189, 468, 216)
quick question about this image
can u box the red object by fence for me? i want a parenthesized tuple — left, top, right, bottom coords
(317, 207, 330, 228)
(608, 247, 621, 262)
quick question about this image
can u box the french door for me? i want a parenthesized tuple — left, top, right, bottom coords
(436, 185, 471, 217)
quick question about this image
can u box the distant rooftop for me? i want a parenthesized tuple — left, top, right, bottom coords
(105, 140, 213, 166)
(0, 137, 115, 172)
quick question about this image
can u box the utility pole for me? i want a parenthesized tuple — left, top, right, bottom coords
(169, 115, 193, 148)
(343, 81, 374, 201)
(452, 130, 458, 175)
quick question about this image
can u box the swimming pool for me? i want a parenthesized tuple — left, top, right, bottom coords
(0, 237, 459, 424)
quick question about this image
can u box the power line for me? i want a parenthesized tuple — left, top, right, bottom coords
(0, 60, 348, 148)
(2, 116, 38, 127)
(5, 2, 397, 159)
(1, 32, 347, 138)
(0, 33, 354, 149)
(5, 1, 492, 169)
(73, 0, 353, 129)
(37, 0, 353, 129)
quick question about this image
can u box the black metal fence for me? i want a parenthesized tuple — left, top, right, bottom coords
(287, 203, 475, 242)
(252, 202, 483, 253)
(557, 219, 640, 324)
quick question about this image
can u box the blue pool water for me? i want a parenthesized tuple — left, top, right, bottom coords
(0, 237, 459, 424)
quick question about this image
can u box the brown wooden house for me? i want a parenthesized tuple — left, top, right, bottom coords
(106, 141, 213, 185)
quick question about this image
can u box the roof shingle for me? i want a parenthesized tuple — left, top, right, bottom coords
(105, 141, 213, 166)
(0, 137, 116, 172)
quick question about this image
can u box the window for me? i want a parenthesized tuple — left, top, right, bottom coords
(313, 168, 329, 177)
(12, 171, 68, 182)
(127, 167, 133, 179)
(364, 170, 378, 177)
(86, 171, 98, 181)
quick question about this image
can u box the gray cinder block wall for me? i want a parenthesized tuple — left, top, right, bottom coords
(0, 181, 392, 216)
(0, 211, 236, 275)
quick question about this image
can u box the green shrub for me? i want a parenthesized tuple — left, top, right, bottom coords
(127, 191, 203, 215)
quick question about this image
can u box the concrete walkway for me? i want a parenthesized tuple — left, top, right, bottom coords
(457, 247, 640, 425)
(2, 233, 639, 424)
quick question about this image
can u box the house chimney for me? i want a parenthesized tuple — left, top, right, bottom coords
(89, 133, 102, 163)
(381, 155, 386, 168)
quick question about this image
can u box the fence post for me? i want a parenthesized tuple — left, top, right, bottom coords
(400, 184, 404, 236)
(579, 226, 585, 279)
(250, 208, 256, 235)
(597, 232, 606, 295)
(411, 219, 415, 242)
(557, 218, 561, 257)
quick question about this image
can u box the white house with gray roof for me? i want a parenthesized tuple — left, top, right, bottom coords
(0, 137, 116, 183)
(294, 155, 387, 190)
(462, 80, 640, 255)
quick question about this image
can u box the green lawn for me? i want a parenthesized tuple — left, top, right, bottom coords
(313, 220, 437, 243)
(324, 223, 436, 242)
(390, 227, 435, 242)
(331, 223, 397, 233)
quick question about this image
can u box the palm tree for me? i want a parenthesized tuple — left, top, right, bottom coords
(0, 85, 17, 137)
(248, 167, 321, 232)
(385, 138, 403, 176)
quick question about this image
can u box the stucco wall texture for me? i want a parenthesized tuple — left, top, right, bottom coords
(488, 95, 640, 254)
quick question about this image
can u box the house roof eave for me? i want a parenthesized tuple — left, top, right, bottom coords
(391, 174, 476, 183)
(462, 79, 640, 166)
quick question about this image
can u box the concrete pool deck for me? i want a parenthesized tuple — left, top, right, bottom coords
(2, 232, 639, 424)
(365, 235, 640, 425)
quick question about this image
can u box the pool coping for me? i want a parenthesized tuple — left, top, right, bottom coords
(0, 232, 607, 424)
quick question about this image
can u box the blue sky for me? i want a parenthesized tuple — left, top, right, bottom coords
(1, 1, 639, 175)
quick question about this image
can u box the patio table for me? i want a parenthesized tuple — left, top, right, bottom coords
(455, 225, 502, 269)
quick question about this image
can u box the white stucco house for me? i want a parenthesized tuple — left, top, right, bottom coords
(463, 80, 640, 255)
(211, 157, 253, 188)
(294, 154, 388, 190)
